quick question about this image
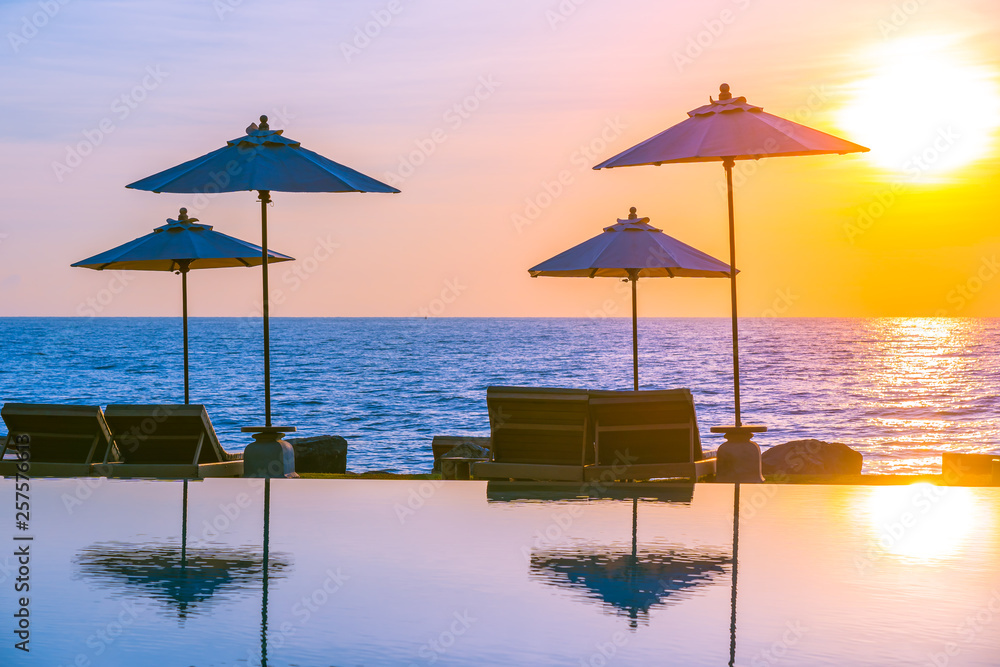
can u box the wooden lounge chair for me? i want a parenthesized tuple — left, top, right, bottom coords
(584, 389, 715, 483)
(102, 404, 243, 478)
(472, 387, 592, 482)
(0, 403, 119, 477)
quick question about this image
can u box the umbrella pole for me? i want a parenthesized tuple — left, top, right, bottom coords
(181, 263, 190, 405)
(181, 478, 188, 568)
(259, 191, 273, 428)
(629, 270, 639, 391)
(729, 482, 740, 667)
(723, 159, 742, 427)
(261, 477, 271, 666)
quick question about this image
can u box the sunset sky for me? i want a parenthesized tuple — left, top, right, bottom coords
(1, 0, 998, 317)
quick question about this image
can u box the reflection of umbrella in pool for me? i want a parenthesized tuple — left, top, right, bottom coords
(74, 541, 291, 622)
(126, 116, 399, 428)
(532, 547, 730, 628)
(71, 207, 293, 404)
(75, 479, 291, 623)
(529, 498, 730, 628)
(488, 483, 730, 629)
(529, 207, 732, 391)
(594, 84, 868, 425)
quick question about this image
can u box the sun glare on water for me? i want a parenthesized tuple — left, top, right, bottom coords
(839, 36, 1000, 182)
(864, 484, 979, 563)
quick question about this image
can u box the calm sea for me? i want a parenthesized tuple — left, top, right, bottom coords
(1, 317, 997, 474)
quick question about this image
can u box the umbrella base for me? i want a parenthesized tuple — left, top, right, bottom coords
(241, 426, 298, 478)
(711, 425, 766, 484)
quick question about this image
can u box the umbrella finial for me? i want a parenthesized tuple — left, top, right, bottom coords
(259, 115, 269, 131)
(178, 207, 188, 221)
(718, 83, 732, 101)
(628, 207, 638, 220)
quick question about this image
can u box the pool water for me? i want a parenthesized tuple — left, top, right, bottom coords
(2, 479, 999, 666)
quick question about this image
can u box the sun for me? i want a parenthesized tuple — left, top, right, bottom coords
(838, 35, 1000, 182)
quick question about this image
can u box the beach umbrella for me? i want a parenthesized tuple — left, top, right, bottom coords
(125, 115, 399, 428)
(529, 207, 732, 390)
(72, 207, 293, 404)
(594, 84, 869, 425)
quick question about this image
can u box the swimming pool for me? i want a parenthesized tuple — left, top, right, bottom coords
(3, 479, 998, 665)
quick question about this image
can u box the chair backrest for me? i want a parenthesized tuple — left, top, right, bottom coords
(104, 404, 230, 465)
(588, 389, 702, 465)
(487, 386, 593, 466)
(1, 403, 117, 464)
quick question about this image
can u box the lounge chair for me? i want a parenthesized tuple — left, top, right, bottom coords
(472, 387, 593, 482)
(0, 403, 119, 477)
(585, 389, 715, 482)
(102, 404, 243, 478)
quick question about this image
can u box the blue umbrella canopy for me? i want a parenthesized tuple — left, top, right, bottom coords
(124, 116, 398, 434)
(125, 116, 400, 195)
(529, 208, 733, 279)
(529, 207, 732, 389)
(72, 208, 293, 271)
(72, 208, 292, 404)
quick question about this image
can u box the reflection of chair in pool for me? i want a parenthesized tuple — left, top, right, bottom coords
(485, 481, 695, 504)
(103, 404, 243, 478)
(473, 387, 593, 482)
(0, 403, 120, 477)
(585, 389, 715, 482)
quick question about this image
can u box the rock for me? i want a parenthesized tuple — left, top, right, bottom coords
(285, 435, 348, 474)
(441, 442, 490, 460)
(761, 439, 862, 476)
(440, 441, 491, 480)
(432, 436, 491, 472)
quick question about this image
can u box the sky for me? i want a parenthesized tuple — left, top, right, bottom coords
(1, 0, 999, 318)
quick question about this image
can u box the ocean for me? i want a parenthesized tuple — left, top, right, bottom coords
(1, 317, 997, 474)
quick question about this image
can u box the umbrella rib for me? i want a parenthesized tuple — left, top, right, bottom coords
(126, 145, 231, 192)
